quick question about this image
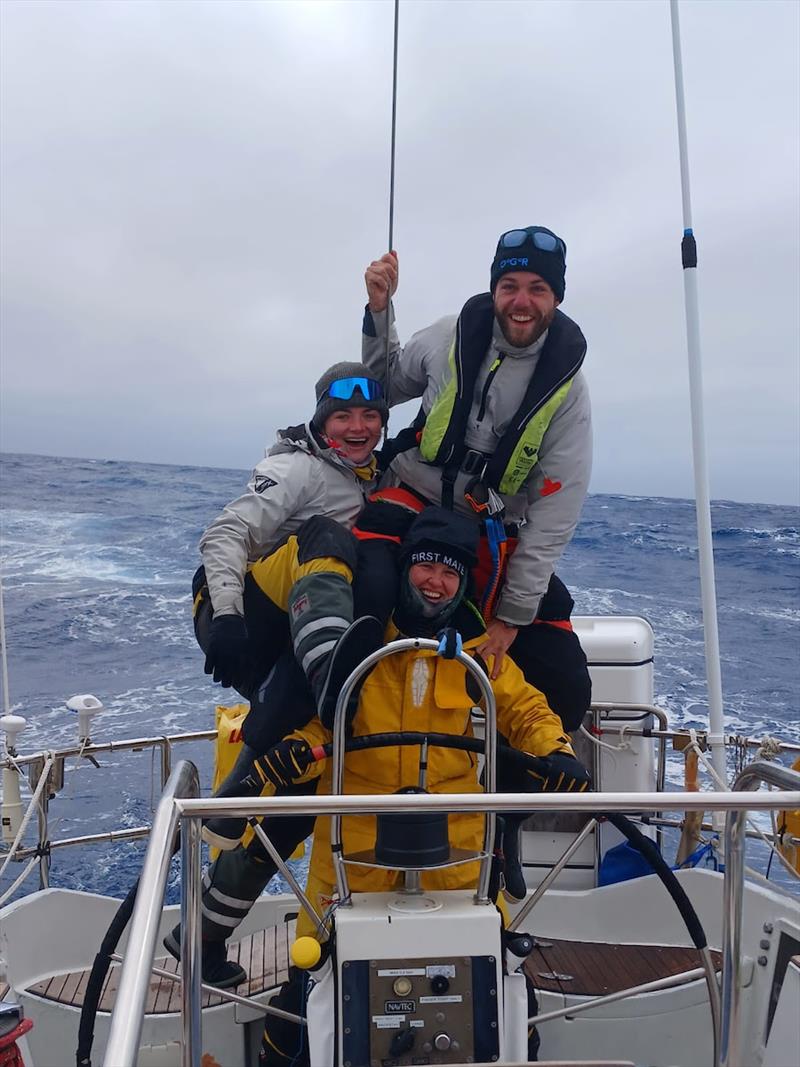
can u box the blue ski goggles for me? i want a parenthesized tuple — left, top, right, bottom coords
(499, 227, 566, 255)
(324, 376, 384, 402)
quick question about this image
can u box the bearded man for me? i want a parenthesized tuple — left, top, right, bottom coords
(362, 227, 592, 706)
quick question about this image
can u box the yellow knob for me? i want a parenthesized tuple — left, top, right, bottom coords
(291, 936, 322, 970)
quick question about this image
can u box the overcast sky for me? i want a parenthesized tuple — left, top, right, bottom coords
(1, 0, 798, 505)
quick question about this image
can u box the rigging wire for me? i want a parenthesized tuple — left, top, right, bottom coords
(387, 0, 399, 255)
(384, 0, 400, 412)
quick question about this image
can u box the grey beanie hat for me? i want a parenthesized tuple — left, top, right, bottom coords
(312, 362, 389, 430)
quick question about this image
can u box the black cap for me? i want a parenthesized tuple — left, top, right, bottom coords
(399, 506, 479, 577)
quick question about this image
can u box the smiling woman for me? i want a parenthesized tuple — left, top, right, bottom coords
(195, 360, 388, 703)
(320, 407, 384, 466)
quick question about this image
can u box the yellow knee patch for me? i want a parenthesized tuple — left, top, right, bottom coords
(248, 538, 353, 611)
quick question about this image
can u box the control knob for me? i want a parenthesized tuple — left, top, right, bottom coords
(430, 973, 450, 995)
(433, 1032, 452, 1052)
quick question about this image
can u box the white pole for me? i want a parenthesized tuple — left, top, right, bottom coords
(0, 575, 12, 718)
(669, 0, 728, 791)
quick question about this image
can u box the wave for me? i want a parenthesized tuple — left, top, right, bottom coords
(713, 525, 798, 539)
(2, 451, 797, 899)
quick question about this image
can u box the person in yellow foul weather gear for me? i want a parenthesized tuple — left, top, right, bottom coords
(170, 503, 587, 989)
(253, 506, 590, 939)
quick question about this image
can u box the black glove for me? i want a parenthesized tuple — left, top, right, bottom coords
(526, 751, 591, 793)
(204, 614, 249, 688)
(255, 739, 315, 790)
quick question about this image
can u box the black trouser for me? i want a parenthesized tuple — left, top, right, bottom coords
(194, 567, 294, 704)
(200, 768, 318, 942)
(509, 576, 592, 733)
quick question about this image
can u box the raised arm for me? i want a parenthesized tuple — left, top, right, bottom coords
(362, 250, 434, 407)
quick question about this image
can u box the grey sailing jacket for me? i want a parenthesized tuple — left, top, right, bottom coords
(200, 426, 376, 618)
(363, 306, 592, 626)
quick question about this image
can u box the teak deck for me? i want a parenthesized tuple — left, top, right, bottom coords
(524, 937, 721, 996)
(26, 920, 295, 1014)
(25, 924, 719, 1016)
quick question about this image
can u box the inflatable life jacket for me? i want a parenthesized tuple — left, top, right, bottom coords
(417, 293, 587, 503)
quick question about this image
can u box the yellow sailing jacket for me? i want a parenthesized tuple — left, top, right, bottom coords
(290, 618, 574, 894)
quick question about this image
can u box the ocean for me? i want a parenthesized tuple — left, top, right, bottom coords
(1, 451, 798, 902)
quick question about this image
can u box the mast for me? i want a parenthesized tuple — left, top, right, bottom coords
(669, 0, 728, 790)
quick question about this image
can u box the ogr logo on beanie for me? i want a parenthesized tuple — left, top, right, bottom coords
(408, 549, 467, 579)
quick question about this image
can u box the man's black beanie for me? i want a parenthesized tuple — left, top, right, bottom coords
(490, 225, 567, 300)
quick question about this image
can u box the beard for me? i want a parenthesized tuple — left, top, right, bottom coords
(495, 305, 556, 349)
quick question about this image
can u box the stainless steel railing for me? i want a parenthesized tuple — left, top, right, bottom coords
(1, 730, 215, 890)
(102, 777, 800, 1067)
(103, 760, 199, 1067)
(5, 707, 796, 895)
(719, 760, 800, 1067)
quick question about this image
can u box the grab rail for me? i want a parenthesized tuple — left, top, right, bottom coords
(103, 760, 199, 1067)
(720, 761, 800, 1067)
(176, 788, 798, 819)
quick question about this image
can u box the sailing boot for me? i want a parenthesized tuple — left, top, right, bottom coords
(501, 814, 529, 903)
(162, 928, 247, 990)
(165, 813, 314, 987)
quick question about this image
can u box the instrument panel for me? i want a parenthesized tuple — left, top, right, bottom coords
(340, 954, 500, 1066)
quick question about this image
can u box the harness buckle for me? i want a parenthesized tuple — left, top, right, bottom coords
(461, 449, 489, 478)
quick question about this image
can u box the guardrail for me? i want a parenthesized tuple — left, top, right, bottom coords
(720, 761, 800, 1067)
(103, 760, 199, 1067)
(0, 730, 215, 890)
(4, 709, 798, 893)
(102, 768, 800, 1067)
